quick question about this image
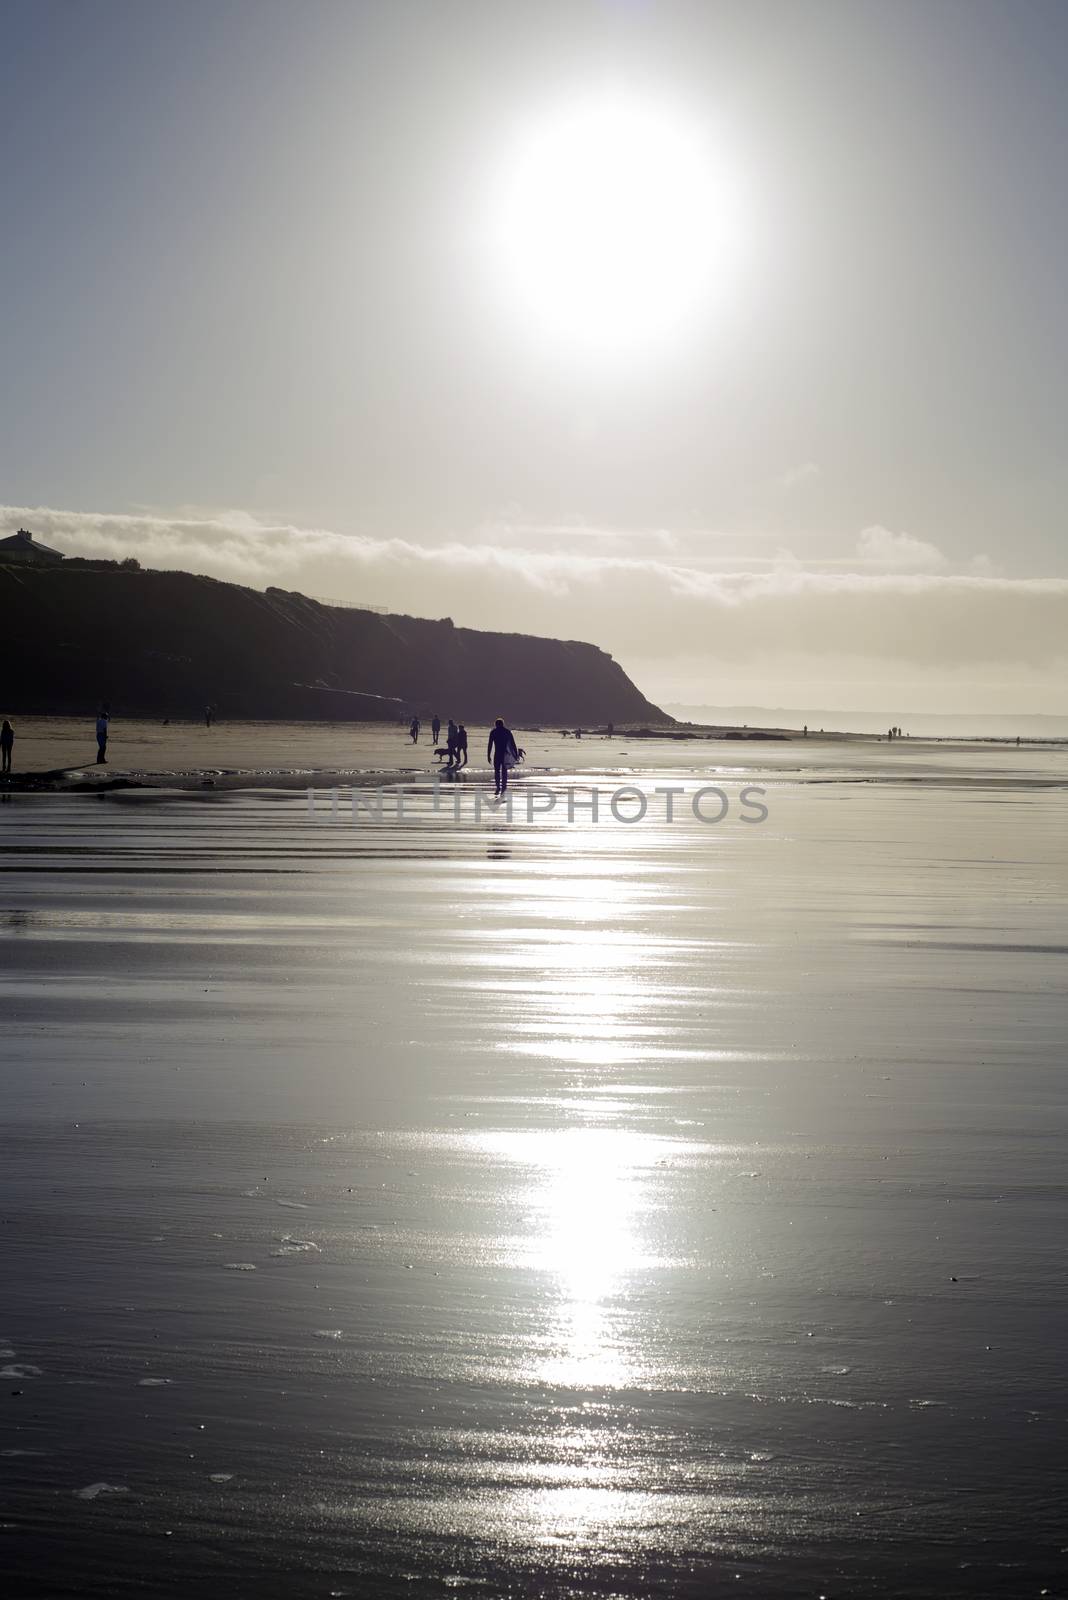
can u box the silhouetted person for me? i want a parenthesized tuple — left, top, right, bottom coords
(0, 720, 13, 774)
(446, 719, 458, 766)
(431, 714, 441, 745)
(487, 717, 518, 795)
(96, 708, 109, 764)
(456, 724, 468, 767)
(409, 717, 420, 743)
(606, 722, 614, 739)
(205, 705, 213, 728)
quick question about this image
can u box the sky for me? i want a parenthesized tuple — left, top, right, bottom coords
(1, 0, 1066, 713)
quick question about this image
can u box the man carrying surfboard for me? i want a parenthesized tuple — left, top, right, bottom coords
(487, 718, 519, 796)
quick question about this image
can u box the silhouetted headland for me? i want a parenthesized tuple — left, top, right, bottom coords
(0, 561, 667, 726)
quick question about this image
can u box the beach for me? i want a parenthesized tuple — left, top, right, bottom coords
(0, 714, 1059, 791)
(1, 714, 814, 790)
(1, 740, 1066, 1597)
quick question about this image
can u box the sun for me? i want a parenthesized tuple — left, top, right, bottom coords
(487, 89, 742, 358)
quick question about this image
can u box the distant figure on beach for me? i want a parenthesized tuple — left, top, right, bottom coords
(409, 716, 420, 743)
(431, 713, 441, 745)
(446, 719, 458, 766)
(455, 724, 468, 767)
(487, 717, 519, 795)
(95, 708, 109, 764)
(606, 722, 614, 739)
(803, 725, 808, 737)
(0, 719, 13, 773)
(205, 704, 213, 728)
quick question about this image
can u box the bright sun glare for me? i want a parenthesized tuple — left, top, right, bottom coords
(489, 90, 742, 357)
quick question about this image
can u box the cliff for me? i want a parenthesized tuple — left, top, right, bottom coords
(0, 563, 668, 725)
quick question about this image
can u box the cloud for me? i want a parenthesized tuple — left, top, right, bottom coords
(4, 505, 1066, 704)
(782, 461, 821, 489)
(473, 512, 681, 557)
(968, 553, 1003, 578)
(856, 524, 948, 571)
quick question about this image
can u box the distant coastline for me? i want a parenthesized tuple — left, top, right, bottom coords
(667, 703, 1068, 742)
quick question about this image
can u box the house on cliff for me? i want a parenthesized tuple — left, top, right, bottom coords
(0, 529, 65, 566)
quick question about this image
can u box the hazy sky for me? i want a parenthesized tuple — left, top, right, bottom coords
(2, 0, 1066, 711)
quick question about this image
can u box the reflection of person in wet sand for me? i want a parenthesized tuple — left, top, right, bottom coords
(487, 717, 519, 795)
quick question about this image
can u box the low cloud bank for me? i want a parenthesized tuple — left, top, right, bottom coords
(5, 505, 1066, 696)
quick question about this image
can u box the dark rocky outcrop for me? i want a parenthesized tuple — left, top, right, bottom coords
(0, 564, 668, 725)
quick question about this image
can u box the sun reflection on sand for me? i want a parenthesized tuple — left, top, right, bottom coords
(472, 1127, 700, 1389)
(457, 855, 714, 1528)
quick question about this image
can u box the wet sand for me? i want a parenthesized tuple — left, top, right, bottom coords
(1, 749, 1066, 1596)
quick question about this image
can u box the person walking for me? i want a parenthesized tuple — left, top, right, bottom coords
(487, 717, 518, 795)
(0, 719, 13, 774)
(431, 713, 441, 746)
(95, 707, 110, 764)
(446, 718, 458, 767)
(409, 716, 420, 743)
(455, 724, 468, 768)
